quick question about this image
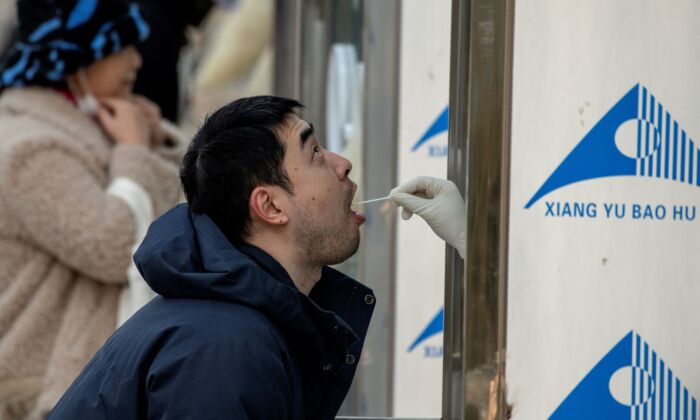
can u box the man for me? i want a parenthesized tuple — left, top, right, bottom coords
(49, 96, 374, 420)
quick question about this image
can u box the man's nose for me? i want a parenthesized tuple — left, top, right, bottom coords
(330, 152, 352, 180)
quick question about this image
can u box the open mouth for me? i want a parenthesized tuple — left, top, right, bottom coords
(348, 183, 366, 224)
(350, 209, 366, 224)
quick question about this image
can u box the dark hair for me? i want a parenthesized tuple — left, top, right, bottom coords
(180, 95, 303, 244)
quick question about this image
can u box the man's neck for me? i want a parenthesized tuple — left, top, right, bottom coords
(245, 237, 322, 295)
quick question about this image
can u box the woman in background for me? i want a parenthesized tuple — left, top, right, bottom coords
(0, 0, 182, 418)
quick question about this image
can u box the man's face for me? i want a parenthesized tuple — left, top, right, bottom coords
(279, 115, 365, 267)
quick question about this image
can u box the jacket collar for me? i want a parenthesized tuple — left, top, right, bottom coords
(235, 243, 298, 291)
(235, 242, 369, 352)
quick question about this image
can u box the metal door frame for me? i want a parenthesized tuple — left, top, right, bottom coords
(443, 0, 514, 419)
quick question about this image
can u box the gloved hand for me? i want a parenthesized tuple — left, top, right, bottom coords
(390, 176, 466, 259)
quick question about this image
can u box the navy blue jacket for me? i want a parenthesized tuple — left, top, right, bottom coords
(49, 204, 375, 420)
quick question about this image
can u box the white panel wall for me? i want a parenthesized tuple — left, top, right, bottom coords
(508, 1, 700, 418)
(393, 0, 451, 416)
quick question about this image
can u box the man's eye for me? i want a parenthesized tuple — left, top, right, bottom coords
(312, 145, 323, 156)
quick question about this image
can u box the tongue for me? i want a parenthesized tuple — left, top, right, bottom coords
(351, 210, 366, 224)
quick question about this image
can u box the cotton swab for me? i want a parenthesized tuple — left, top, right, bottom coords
(353, 195, 391, 205)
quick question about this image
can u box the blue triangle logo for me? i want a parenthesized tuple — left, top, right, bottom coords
(550, 331, 698, 419)
(407, 307, 444, 352)
(527, 84, 700, 208)
(411, 106, 449, 152)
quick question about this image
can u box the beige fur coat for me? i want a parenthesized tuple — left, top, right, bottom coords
(0, 88, 182, 419)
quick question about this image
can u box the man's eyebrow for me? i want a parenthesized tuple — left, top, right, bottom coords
(299, 124, 315, 148)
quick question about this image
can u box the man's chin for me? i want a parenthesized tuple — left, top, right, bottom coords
(347, 235, 361, 258)
(325, 235, 360, 266)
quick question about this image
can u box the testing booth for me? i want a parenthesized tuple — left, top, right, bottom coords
(274, 1, 700, 419)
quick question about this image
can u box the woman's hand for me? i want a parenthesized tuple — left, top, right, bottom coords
(96, 98, 152, 147)
(131, 95, 166, 148)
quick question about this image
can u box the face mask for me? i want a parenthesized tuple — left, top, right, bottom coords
(76, 92, 99, 116)
(67, 70, 99, 116)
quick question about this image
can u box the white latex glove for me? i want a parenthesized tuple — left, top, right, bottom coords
(390, 176, 466, 259)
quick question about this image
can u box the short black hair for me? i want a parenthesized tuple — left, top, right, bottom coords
(180, 96, 304, 244)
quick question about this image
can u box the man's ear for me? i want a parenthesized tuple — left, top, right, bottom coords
(249, 186, 289, 226)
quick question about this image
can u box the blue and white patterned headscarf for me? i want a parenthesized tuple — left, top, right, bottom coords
(0, 0, 150, 89)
